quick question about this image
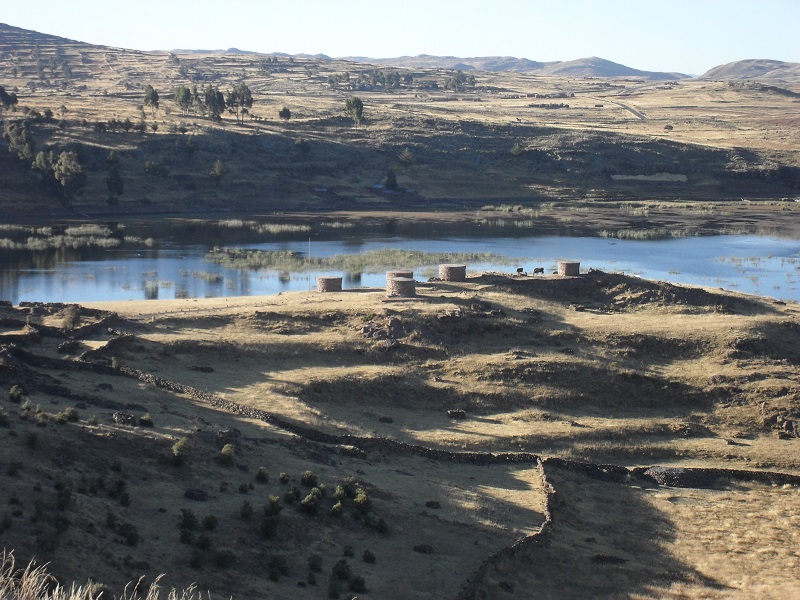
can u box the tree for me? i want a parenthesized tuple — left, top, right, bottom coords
(52, 151, 86, 201)
(398, 147, 414, 166)
(209, 160, 227, 185)
(226, 83, 253, 123)
(279, 106, 291, 120)
(345, 96, 364, 126)
(174, 85, 192, 115)
(203, 85, 226, 121)
(3, 121, 36, 162)
(385, 169, 398, 191)
(0, 85, 18, 112)
(106, 167, 124, 203)
(144, 84, 159, 114)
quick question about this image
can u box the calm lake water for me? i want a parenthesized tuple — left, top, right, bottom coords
(0, 233, 798, 304)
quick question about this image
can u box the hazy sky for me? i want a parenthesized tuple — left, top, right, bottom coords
(2, 0, 798, 74)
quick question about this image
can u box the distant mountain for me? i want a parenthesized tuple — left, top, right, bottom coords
(700, 59, 800, 83)
(340, 54, 688, 80)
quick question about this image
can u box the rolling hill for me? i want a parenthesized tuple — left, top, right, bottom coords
(700, 58, 800, 83)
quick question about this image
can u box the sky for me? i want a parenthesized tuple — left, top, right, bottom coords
(2, 0, 798, 75)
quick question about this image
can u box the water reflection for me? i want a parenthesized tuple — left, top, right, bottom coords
(0, 234, 796, 303)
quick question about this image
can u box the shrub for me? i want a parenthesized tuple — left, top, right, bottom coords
(255, 466, 269, 483)
(279, 472, 289, 484)
(300, 493, 319, 514)
(172, 437, 191, 464)
(56, 406, 79, 423)
(268, 554, 289, 581)
(308, 554, 323, 573)
(342, 545, 354, 557)
(202, 515, 218, 531)
(8, 385, 25, 403)
(238, 483, 249, 494)
(62, 305, 81, 330)
(179, 509, 198, 531)
(138, 413, 154, 427)
(0, 408, 9, 428)
(219, 443, 236, 466)
(331, 559, 351, 581)
(333, 485, 346, 502)
(330, 501, 343, 517)
(353, 488, 372, 514)
(118, 523, 138, 546)
(265, 495, 282, 516)
(195, 534, 212, 550)
(300, 470, 317, 487)
(348, 575, 366, 593)
(362, 550, 376, 564)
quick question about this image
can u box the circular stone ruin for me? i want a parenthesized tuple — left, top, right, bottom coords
(316, 276, 342, 292)
(386, 270, 413, 282)
(557, 261, 581, 276)
(439, 264, 467, 282)
(386, 277, 416, 297)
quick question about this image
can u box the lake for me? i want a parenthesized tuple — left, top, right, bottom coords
(0, 233, 797, 304)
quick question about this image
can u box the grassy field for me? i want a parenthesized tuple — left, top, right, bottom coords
(0, 270, 797, 598)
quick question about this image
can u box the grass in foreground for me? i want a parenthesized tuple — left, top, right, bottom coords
(0, 550, 204, 600)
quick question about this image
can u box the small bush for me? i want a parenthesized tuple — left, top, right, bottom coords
(172, 437, 192, 464)
(308, 554, 323, 573)
(0, 408, 9, 428)
(195, 534, 212, 550)
(56, 406, 79, 423)
(179, 508, 198, 530)
(268, 554, 289, 581)
(348, 575, 366, 593)
(300, 493, 319, 514)
(62, 305, 81, 330)
(219, 443, 235, 465)
(25, 432, 37, 449)
(118, 523, 138, 546)
(300, 470, 317, 487)
(202, 515, 218, 531)
(255, 466, 269, 483)
(330, 501, 343, 517)
(238, 483, 249, 494)
(331, 559, 351, 582)
(353, 488, 372, 514)
(263, 495, 282, 517)
(333, 485, 346, 501)
(342, 545, 354, 557)
(279, 472, 289, 484)
(362, 550, 376, 564)
(8, 385, 25, 404)
(138, 413, 154, 427)
(239, 500, 254, 520)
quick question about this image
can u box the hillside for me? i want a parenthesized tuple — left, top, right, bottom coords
(701, 59, 800, 83)
(0, 271, 798, 598)
(342, 54, 687, 79)
(0, 22, 799, 219)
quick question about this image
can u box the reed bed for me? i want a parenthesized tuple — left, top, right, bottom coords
(206, 248, 517, 272)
